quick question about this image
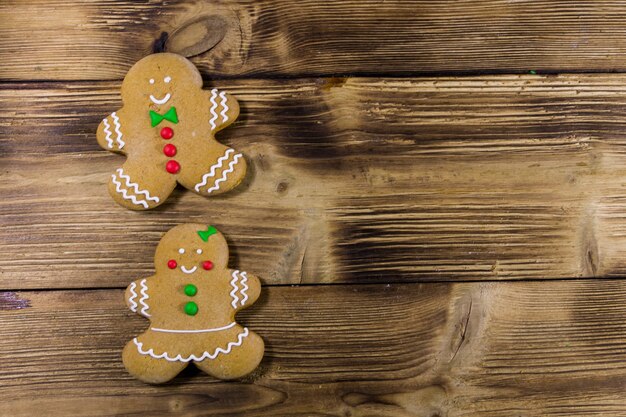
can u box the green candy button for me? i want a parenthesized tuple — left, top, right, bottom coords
(184, 301, 198, 316)
(184, 284, 197, 297)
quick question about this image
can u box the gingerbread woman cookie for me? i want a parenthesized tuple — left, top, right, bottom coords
(97, 53, 247, 210)
(123, 224, 264, 383)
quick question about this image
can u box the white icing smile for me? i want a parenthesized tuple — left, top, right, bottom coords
(181, 266, 197, 274)
(150, 93, 171, 105)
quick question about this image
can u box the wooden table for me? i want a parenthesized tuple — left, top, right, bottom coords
(3, 1, 626, 415)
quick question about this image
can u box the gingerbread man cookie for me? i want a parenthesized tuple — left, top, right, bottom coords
(97, 53, 247, 210)
(123, 224, 264, 383)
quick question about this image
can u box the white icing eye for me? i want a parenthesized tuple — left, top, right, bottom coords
(164, 76, 171, 83)
(196, 249, 203, 254)
(178, 248, 185, 254)
(149, 79, 155, 84)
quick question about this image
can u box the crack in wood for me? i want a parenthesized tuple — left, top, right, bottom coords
(450, 298, 472, 363)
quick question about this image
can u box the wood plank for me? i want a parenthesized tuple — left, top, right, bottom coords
(3, 281, 626, 416)
(6, 1, 626, 80)
(5, 74, 626, 289)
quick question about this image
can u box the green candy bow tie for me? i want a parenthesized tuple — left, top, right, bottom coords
(198, 226, 218, 242)
(149, 106, 179, 127)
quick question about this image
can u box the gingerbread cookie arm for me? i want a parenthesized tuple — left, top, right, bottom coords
(227, 269, 261, 312)
(206, 89, 240, 133)
(97, 108, 128, 153)
(125, 277, 154, 318)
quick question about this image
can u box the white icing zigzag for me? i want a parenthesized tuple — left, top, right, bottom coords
(111, 168, 160, 208)
(209, 89, 219, 130)
(133, 328, 249, 362)
(207, 153, 242, 194)
(117, 169, 159, 203)
(209, 88, 230, 131)
(111, 112, 125, 148)
(112, 174, 147, 208)
(230, 270, 240, 309)
(229, 270, 249, 308)
(139, 278, 151, 317)
(219, 91, 229, 124)
(102, 112, 125, 149)
(194, 148, 234, 192)
(240, 271, 249, 306)
(128, 282, 138, 312)
(103, 118, 113, 148)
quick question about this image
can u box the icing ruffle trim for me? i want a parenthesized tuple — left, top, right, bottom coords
(133, 327, 249, 362)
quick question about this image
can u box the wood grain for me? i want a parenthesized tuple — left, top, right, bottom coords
(5, 75, 626, 289)
(3, 281, 626, 416)
(6, 1, 626, 80)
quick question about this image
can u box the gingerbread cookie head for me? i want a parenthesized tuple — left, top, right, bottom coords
(97, 53, 247, 211)
(154, 224, 229, 274)
(122, 223, 264, 383)
(120, 53, 202, 109)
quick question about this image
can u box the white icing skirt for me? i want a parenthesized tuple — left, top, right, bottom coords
(132, 325, 250, 362)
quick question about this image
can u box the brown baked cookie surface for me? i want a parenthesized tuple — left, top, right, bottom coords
(122, 224, 263, 383)
(97, 53, 246, 210)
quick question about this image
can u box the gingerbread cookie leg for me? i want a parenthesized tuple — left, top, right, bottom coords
(122, 341, 187, 384)
(109, 161, 176, 210)
(179, 144, 248, 197)
(194, 330, 264, 380)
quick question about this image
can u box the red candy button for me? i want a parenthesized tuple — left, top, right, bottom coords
(163, 144, 177, 157)
(167, 259, 177, 269)
(202, 261, 214, 270)
(166, 160, 180, 174)
(160, 127, 174, 139)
